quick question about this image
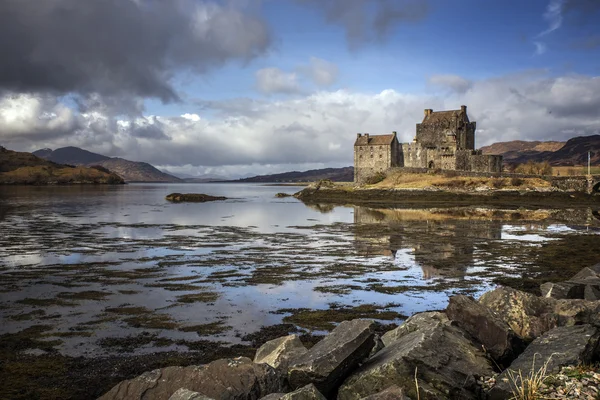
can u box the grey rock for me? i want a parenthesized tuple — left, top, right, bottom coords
(169, 389, 215, 400)
(254, 335, 308, 370)
(360, 385, 410, 400)
(287, 319, 376, 396)
(571, 266, 600, 280)
(540, 281, 585, 299)
(489, 324, 600, 400)
(381, 312, 450, 347)
(338, 318, 494, 400)
(446, 295, 524, 366)
(479, 287, 558, 341)
(258, 384, 326, 400)
(368, 335, 385, 358)
(98, 357, 284, 400)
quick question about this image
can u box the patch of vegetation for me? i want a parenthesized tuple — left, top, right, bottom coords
(364, 171, 387, 185)
(57, 290, 112, 301)
(165, 193, 227, 202)
(8, 309, 46, 321)
(176, 292, 220, 303)
(514, 160, 553, 176)
(144, 283, 206, 291)
(178, 321, 230, 336)
(276, 304, 405, 330)
(16, 297, 76, 307)
(313, 284, 364, 295)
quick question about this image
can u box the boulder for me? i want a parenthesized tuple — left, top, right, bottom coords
(99, 357, 284, 400)
(287, 319, 376, 396)
(338, 318, 494, 400)
(446, 295, 524, 366)
(381, 312, 450, 347)
(169, 389, 214, 400)
(254, 335, 307, 371)
(258, 384, 326, 400)
(540, 281, 585, 299)
(488, 324, 600, 400)
(478, 287, 558, 341)
(166, 193, 227, 202)
(360, 385, 410, 400)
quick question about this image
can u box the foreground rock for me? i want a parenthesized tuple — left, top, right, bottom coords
(99, 357, 283, 400)
(254, 335, 308, 370)
(446, 295, 524, 366)
(479, 286, 600, 341)
(287, 319, 376, 396)
(381, 311, 450, 347)
(360, 385, 409, 400)
(338, 313, 494, 400)
(489, 324, 600, 400)
(275, 193, 291, 198)
(166, 193, 228, 202)
(541, 263, 600, 301)
(169, 389, 215, 400)
(259, 384, 326, 400)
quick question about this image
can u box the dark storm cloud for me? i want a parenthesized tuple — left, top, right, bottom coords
(0, 0, 271, 101)
(296, 0, 429, 47)
(129, 119, 171, 140)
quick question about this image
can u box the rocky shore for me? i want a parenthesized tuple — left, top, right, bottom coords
(98, 264, 600, 400)
(293, 181, 600, 208)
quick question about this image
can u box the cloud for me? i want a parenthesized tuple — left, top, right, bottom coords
(301, 57, 339, 86)
(533, 41, 548, 55)
(0, 0, 271, 102)
(296, 0, 429, 48)
(255, 67, 301, 94)
(428, 75, 472, 93)
(538, 0, 565, 37)
(2, 72, 600, 177)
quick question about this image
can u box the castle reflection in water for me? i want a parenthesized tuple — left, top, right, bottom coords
(352, 206, 503, 279)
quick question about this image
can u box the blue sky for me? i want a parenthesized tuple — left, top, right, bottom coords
(0, 0, 599, 177)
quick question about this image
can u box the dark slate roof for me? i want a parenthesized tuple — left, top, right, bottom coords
(354, 134, 396, 146)
(422, 109, 468, 124)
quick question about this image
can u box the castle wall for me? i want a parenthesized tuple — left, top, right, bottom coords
(354, 143, 393, 183)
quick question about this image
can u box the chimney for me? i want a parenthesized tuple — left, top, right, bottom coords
(365, 133, 369, 140)
(461, 105, 467, 113)
(424, 109, 433, 116)
(357, 133, 362, 138)
(392, 131, 397, 138)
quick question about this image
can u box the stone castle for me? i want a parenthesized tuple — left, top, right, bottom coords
(353, 105, 503, 183)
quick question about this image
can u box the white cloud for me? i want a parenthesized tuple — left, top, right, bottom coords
(2, 72, 600, 178)
(255, 67, 301, 94)
(304, 57, 339, 86)
(539, 0, 565, 37)
(533, 41, 547, 55)
(428, 75, 472, 93)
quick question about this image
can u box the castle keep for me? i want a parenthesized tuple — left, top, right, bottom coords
(354, 105, 503, 183)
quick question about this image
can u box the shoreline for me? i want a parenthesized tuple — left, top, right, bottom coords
(293, 185, 600, 208)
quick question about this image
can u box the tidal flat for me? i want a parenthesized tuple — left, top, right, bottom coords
(0, 183, 599, 399)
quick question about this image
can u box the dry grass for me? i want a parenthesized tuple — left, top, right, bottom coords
(552, 166, 600, 176)
(371, 171, 550, 190)
(506, 353, 555, 400)
(0, 165, 123, 184)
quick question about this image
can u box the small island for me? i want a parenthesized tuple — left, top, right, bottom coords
(165, 193, 228, 202)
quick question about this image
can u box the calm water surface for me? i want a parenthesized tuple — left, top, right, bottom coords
(0, 183, 598, 356)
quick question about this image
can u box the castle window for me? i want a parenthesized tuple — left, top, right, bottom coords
(370, 154, 373, 158)
(379, 154, 383, 159)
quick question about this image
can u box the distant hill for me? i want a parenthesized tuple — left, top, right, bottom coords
(231, 167, 354, 183)
(482, 135, 600, 166)
(0, 146, 124, 185)
(33, 147, 181, 182)
(480, 140, 565, 161)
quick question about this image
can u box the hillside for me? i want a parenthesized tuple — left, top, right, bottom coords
(0, 146, 124, 185)
(482, 135, 599, 166)
(231, 167, 354, 183)
(480, 140, 565, 162)
(34, 147, 181, 182)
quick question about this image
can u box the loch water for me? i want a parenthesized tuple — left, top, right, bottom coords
(0, 183, 599, 356)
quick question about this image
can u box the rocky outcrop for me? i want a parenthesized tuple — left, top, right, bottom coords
(381, 311, 450, 347)
(446, 295, 524, 366)
(99, 357, 284, 400)
(338, 317, 494, 400)
(489, 324, 600, 400)
(254, 335, 307, 370)
(258, 384, 326, 400)
(287, 319, 376, 396)
(165, 193, 228, 202)
(360, 385, 409, 400)
(541, 263, 600, 301)
(168, 389, 214, 400)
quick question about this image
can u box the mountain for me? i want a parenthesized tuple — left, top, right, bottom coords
(480, 140, 565, 161)
(482, 135, 600, 166)
(231, 167, 354, 183)
(33, 146, 109, 165)
(33, 147, 181, 182)
(0, 146, 124, 185)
